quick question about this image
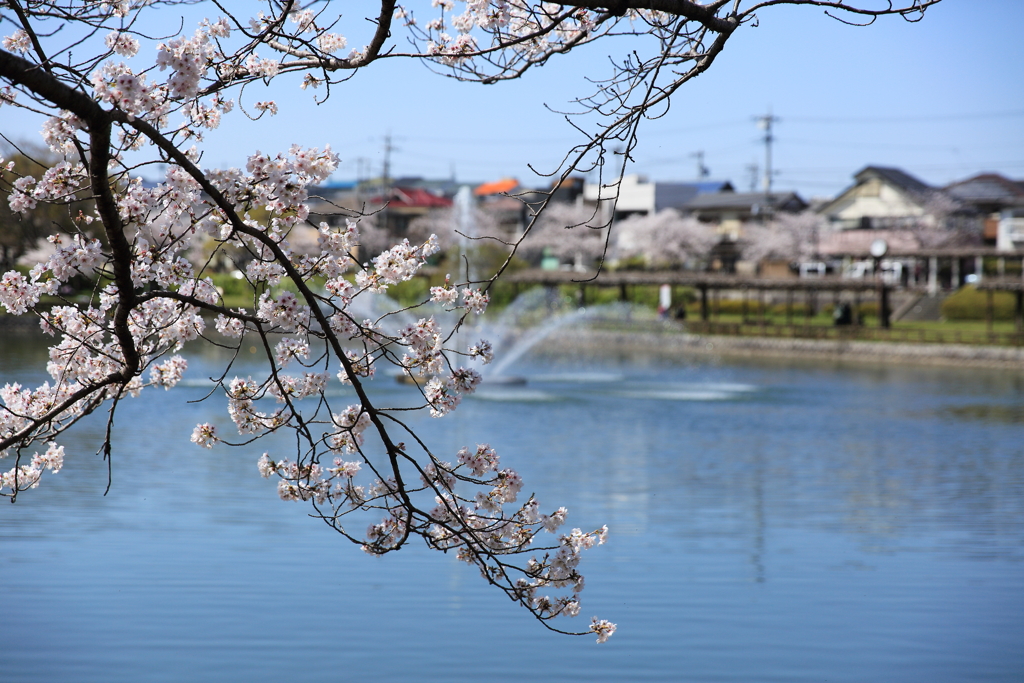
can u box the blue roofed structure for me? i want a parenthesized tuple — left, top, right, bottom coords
(583, 174, 733, 219)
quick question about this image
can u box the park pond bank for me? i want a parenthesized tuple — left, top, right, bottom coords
(540, 325, 1024, 369)
(4, 310, 1022, 370)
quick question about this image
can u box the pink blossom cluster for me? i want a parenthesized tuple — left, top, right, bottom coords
(0, 443, 64, 494)
(105, 31, 140, 57)
(355, 235, 440, 293)
(423, 367, 481, 418)
(274, 337, 310, 367)
(461, 287, 489, 315)
(267, 372, 328, 403)
(411, 0, 598, 67)
(90, 62, 169, 121)
(399, 317, 445, 376)
(257, 290, 309, 332)
(430, 281, 459, 307)
(468, 339, 494, 364)
(5, 155, 83, 208)
(41, 113, 84, 155)
(457, 443, 500, 476)
(150, 356, 188, 388)
(243, 146, 339, 230)
(2, 29, 31, 53)
(155, 29, 220, 99)
(215, 313, 247, 338)
(0, 271, 45, 315)
(328, 405, 372, 454)
(190, 423, 217, 449)
(225, 377, 285, 435)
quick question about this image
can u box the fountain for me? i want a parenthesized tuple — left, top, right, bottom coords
(349, 187, 666, 385)
(480, 288, 592, 381)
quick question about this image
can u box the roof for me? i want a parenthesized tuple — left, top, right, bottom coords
(817, 229, 920, 256)
(684, 191, 806, 212)
(478, 195, 523, 211)
(653, 180, 733, 212)
(854, 166, 932, 195)
(943, 173, 1024, 206)
(371, 187, 453, 209)
(816, 166, 934, 217)
(475, 178, 520, 196)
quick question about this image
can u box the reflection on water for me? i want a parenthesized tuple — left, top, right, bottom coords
(941, 403, 1024, 424)
(1, 328, 1023, 682)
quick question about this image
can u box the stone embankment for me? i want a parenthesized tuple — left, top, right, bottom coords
(5, 313, 1022, 369)
(544, 327, 1024, 369)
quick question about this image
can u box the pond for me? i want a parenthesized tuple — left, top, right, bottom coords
(2, 329, 1023, 682)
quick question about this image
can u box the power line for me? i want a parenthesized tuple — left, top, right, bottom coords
(786, 109, 1024, 124)
(784, 138, 962, 151)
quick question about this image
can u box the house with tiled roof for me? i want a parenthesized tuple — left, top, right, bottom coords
(683, 191, 807, 234)
(368, 186, 453, 235)
(816, 166, 943, 231)
(943, 173, 1024, 249)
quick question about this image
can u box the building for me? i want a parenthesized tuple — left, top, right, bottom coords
(816, 166, 941, 231)
(943, 173, 1024, 250)
(583, 174, 733, 220)
(683, 190, 807, 240)
(369, 186, 453, 235)
(307, 178, 456, 235)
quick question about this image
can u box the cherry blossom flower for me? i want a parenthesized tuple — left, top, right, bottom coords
(590, 618, 617, 644)
(2, 30, 31, 53)
(461, 288, 489, 315)
(191, 423, 217, 448)
(105, 31, 140, 57)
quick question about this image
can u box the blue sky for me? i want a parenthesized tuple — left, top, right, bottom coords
(4, 1, 1022, 200)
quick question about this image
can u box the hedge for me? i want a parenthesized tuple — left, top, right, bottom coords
(941, 285, 1018, 321)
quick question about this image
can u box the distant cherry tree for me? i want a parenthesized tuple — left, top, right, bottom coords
(740, 211, 825, 265)
(524, 202, 608, 268)
(0, 0, 940, 641)
(912, 191, 978, 248)
(615, 209, 719, 268)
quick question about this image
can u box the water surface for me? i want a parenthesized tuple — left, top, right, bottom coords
(2, 330, 1022, 682)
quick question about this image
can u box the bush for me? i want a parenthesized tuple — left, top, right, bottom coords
(769, 302, 813, 317)
(210, 272, 256, 299)
(557, 283, 674, 310)
(704, 298, 751, 316)
(612, 255, 648, 272)
(941, 285, 1017, 321)
(389, 277, 431, 307)
(857, 302, 879, 319)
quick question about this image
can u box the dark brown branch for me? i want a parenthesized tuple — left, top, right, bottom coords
(556, 0, 737, 33)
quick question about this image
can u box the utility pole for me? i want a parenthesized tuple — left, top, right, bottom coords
(381, 133, 396, 233)
(755, 110, 780, 220)
(745, 162, 759, 193)
(353, 156, 368, 223)
(382, 132, 394, 193)
(690, 150, 709, 180)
